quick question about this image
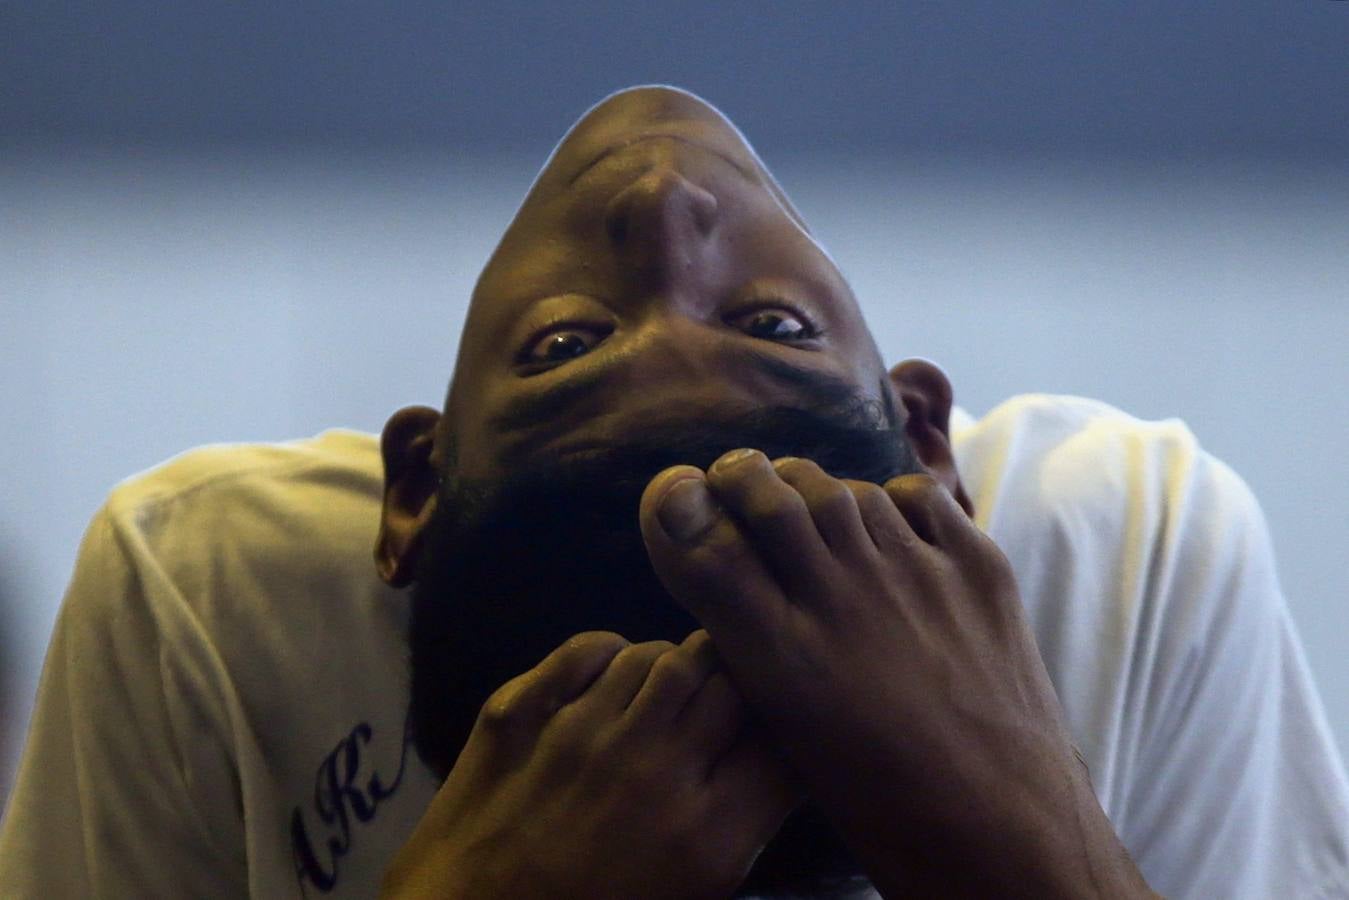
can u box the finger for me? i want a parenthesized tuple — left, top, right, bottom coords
(477, 631, 630, 738)
(574, 639, 676, 717)
(678, 671, 746, 764)
(882, 472, 972, 548)
(846, 478, 925, 556)
(625, 629, 719, 726)
(770, 457, 873, 557)
(639, 466, 789, 637)
(703, 449, 835, 583)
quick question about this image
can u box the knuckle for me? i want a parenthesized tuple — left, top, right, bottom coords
(540, 723, 589, 771)
(647, 651, 704, 696)
(539, 701, 595, 758)
(742, 491, 805, 530)
(851, 481, 892, 514)
(977, 538, 1017, 584)
(621, 640, 675, 665)
(808, 479, 857, 517)
(696, 519, 750, 557)
(477, 683, 526, 731)
(676, 532, 750, 586)
(604, 641, 670, 680)
(554, 631, 628, 671)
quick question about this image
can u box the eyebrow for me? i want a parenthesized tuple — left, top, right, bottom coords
(569, 133, 760, 187)
(489, 344, 860, 435)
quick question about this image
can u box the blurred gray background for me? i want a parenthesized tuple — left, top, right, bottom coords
(2, 2, 1347, 804)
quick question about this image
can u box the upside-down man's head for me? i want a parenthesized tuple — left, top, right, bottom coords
(375, 85, 970, 897)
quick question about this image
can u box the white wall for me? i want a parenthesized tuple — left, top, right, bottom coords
(3, 151, 1346, 801)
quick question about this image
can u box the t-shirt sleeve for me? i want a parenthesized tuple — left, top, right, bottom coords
(0, 503, 249, 898)
(1115, 450, 1349, 898)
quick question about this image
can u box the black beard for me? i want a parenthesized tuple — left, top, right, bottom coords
(408, 396, 922, 898)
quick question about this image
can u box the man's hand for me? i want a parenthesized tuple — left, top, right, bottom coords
(381, 629, 797, 900)
(639, 451, 1156, 898)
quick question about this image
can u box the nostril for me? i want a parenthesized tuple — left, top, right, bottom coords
(603, 169, 719, 250)
(689, 188, 718, 236)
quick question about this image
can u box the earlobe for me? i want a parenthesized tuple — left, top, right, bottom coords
(887, 359, 974, 517)
(375, 405, 443, 587)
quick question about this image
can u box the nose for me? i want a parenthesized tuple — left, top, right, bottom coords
(603, 167, 719, 278)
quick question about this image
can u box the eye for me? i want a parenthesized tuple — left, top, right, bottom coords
(729, 308, 821, 343)
(520, 326, 608, 368)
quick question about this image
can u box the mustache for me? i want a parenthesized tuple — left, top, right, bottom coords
(450, 393, 909, 522)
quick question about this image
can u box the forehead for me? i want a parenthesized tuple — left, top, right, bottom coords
(478, 90, 808, 264)
(529, 86, 790, 199)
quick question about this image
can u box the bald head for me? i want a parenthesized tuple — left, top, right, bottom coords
(523, 85, 810, 228)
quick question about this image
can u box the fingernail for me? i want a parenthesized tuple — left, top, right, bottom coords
(713, 447, 759, 472)
(657, 478, 720, 543)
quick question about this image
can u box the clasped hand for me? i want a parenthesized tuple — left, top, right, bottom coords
(386, 450, 1147, 898)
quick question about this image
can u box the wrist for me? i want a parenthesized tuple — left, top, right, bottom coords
(811, 736, 1156, 898)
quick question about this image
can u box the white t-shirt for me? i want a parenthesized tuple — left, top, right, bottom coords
(2, 394, 1346, 898)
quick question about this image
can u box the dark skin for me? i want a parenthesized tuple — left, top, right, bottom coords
(377, 86, 1158, 898)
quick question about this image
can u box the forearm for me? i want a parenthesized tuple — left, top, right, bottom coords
(807, 732, 1158, 899)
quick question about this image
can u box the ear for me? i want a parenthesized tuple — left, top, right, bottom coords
(887, 359, 974, 517)
(375, 405, 443, 587)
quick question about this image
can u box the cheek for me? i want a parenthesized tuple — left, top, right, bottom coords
(441, 415, 496, 482)
(832, 324, 887, 394)
(444, 371, 516, 481)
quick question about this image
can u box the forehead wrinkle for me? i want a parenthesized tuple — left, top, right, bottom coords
(563, 132, 815, 242)
(568, 133, 761, 188)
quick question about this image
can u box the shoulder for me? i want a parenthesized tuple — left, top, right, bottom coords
(72, 427, 413, 770)
(104, 428, 383, 529)
(953, 394, 1276, 729)
(952, 393, 1258, 548)
(7, 431, 417, 897)
(953, 393, 1203, 494)
(70, 428, 397, 685)
(98, 429, 385, 586)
